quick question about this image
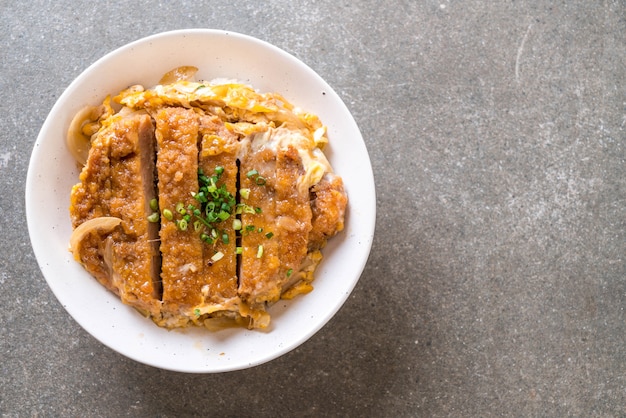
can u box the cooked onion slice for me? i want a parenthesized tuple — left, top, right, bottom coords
(158, 65, 198, 84)
(69, 217, 122, 259)
(67, 105, 105, 165)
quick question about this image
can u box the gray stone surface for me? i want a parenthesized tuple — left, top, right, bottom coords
(1, 1, 624, 416)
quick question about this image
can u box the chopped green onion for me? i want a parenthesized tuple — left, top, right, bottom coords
(246, 225, 256, 232)
(255, 207, 262, 214)
(232, 219, 242, 230)
(176, 202, 186, 215)
(286, 268, 293, 277)
(265, 232, 274, 239)
(246, 169, 258, 178)
(211, 251, 224, 262)
(147, 212, 160, 223)
(194, 308, 201, 316)
(256, 245, 264, 258)
(177, 219, 188, 231)
(236, 246, 243, 255)
(162, 209, 173, 221)
(149, 198, 158, 211)
(194, 191, 208, 203)
(189, 166, 238, 243)
(256, 176, 266, 186)
(222, 233, 229, 244)
(240, 188, 250, 199)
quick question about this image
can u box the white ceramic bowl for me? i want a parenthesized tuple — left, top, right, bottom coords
(26, 29, 375, 373)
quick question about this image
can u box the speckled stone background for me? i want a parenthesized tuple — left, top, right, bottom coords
(1, 1, 624, 416)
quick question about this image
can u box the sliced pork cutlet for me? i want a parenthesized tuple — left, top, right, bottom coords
(281, 170, 347, 300)
(308, 173, 347, 251)
(274, 144, 313, 296)
(237, 130, 278, 326)
(238, 128, 313, 322)
(155, 107, 209, 324)
(196, 114, 239, 313)
(70, 110, 161, 317)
